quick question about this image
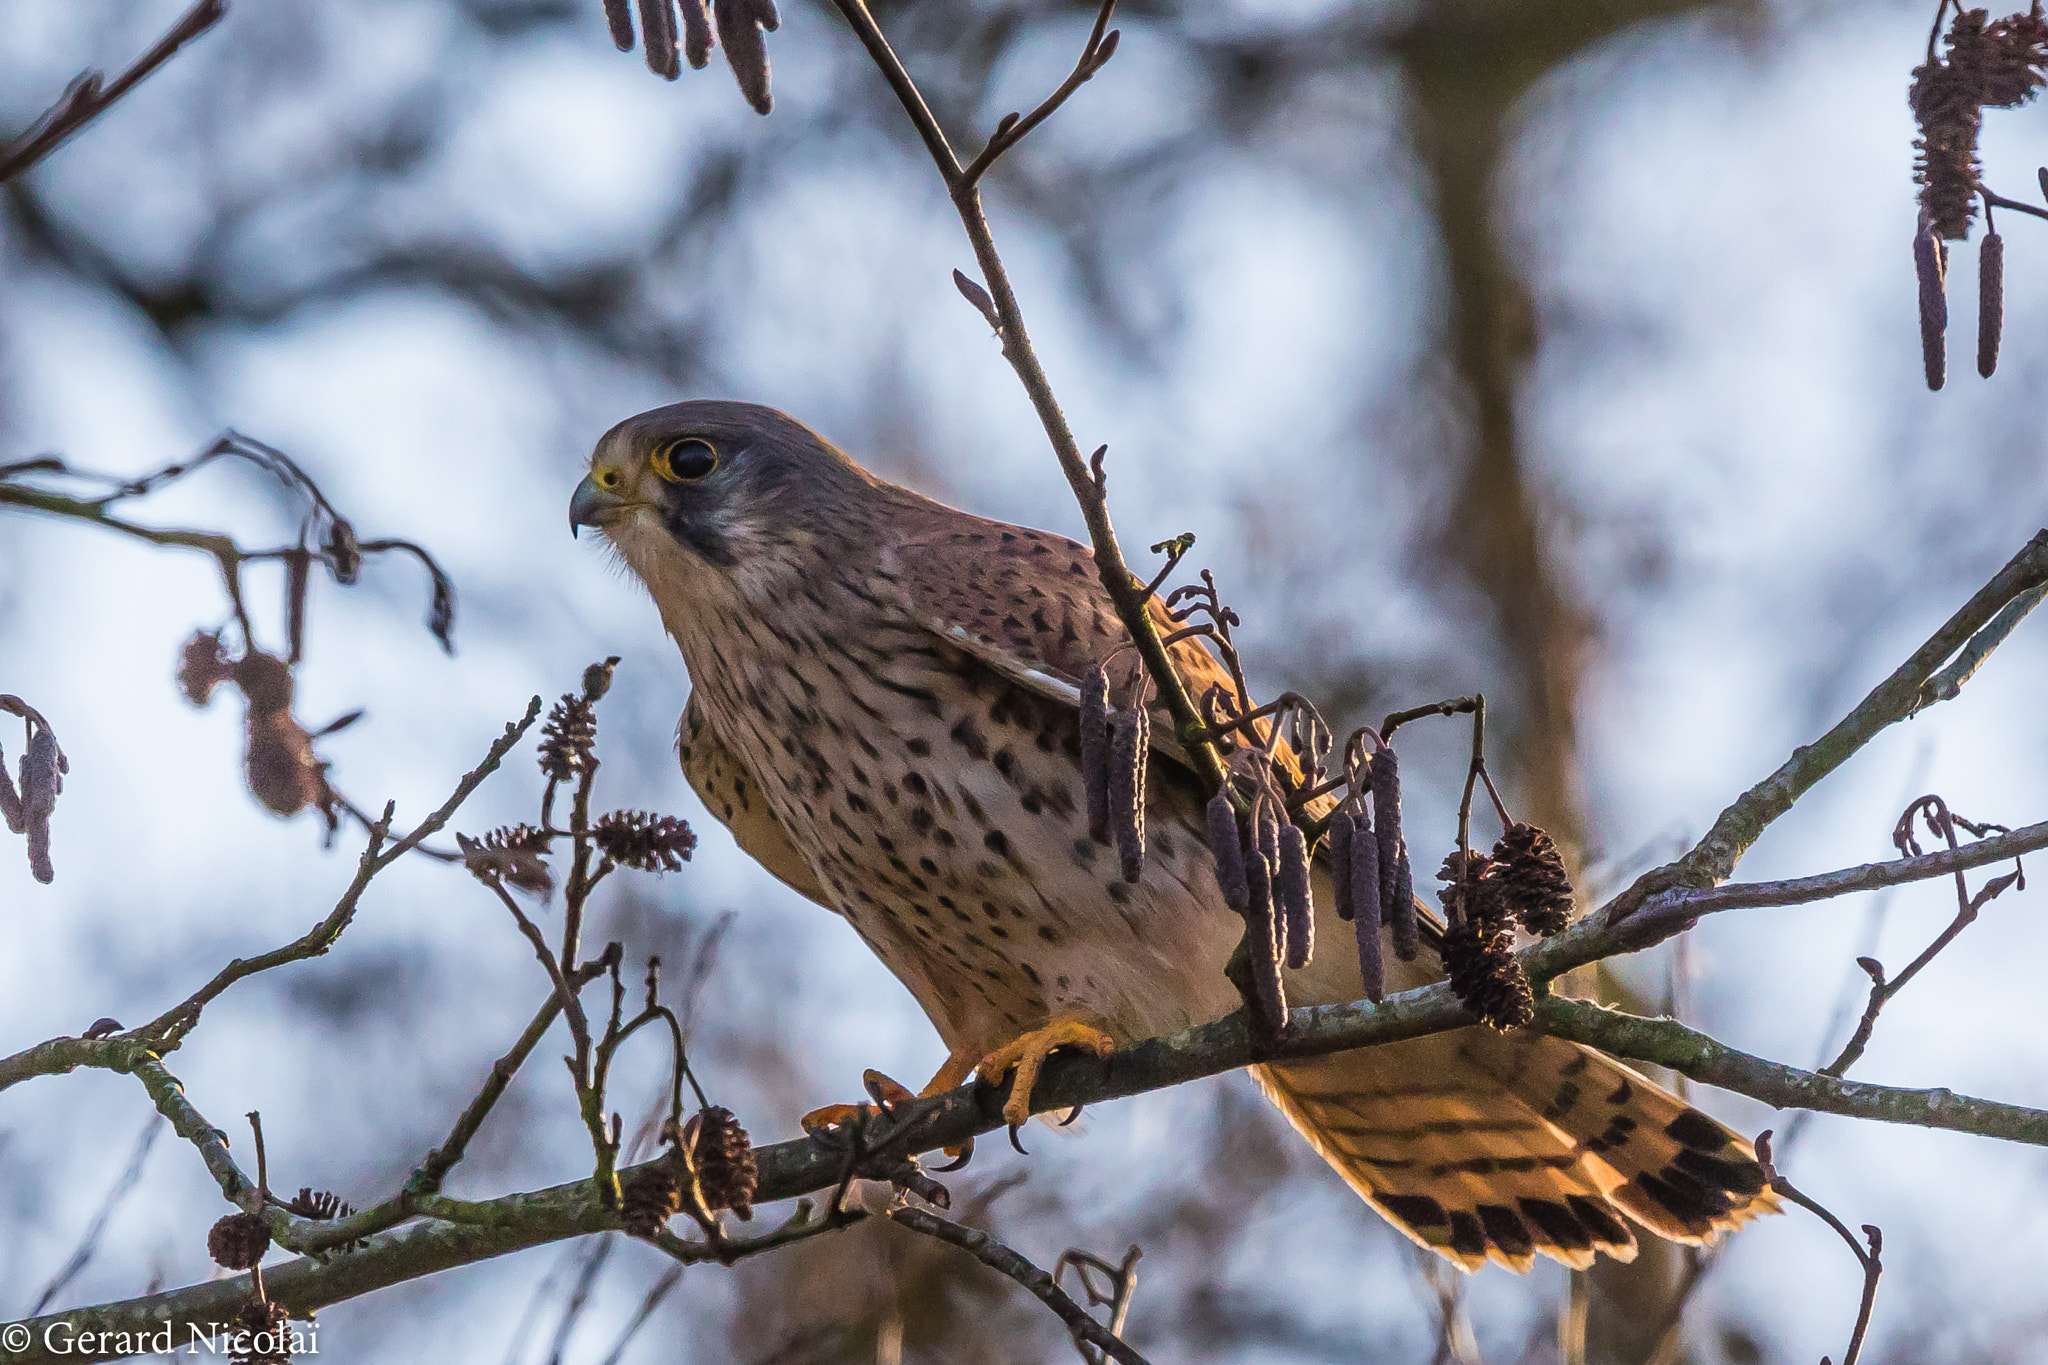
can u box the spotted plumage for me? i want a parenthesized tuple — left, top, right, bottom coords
(574, 399, 1778, 1271)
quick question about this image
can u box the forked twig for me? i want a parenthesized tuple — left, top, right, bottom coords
(1823, 794, 2025, 1078)
(958, 0, 1120, 188)
(888, 1205, 1149, 1365)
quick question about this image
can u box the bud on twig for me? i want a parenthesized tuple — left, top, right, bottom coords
(1081, 664, 1111, 843)
(1206, 790, 1247, 912)
(1108, 704, 1148, 883)
(1979, 229, 2004, 378)
(954, 269, 1002, 332)
(324, 517, 361, 585)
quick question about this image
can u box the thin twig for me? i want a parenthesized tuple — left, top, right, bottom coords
(888, 1205, 1150, 1365)
(25, 1117, 163, 1316)
(1054, 1245, 1142, 1365)
(1755, 1132, 1882, 1365)
(827, 0, 1230, 801)
(957, 0, 1120, 188)
(1380, 695, 1479, 745)
(1605, 530, 2048, 921)
(0, 0, 228, 183)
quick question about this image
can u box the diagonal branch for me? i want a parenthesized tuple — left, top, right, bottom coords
(1605, 529, 2048, 920)
(887, 1205, 1150, 1365)
(957, 1, 1120, 189)
(0, 0, 228, 184)
(827, 0, 1231, 799)
(16, 970, 2048, 1362)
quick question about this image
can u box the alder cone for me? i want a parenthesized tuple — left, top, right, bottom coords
(229, 1297, 293, 1365)
(1491, 822, 1575, 937)
(693, 1106, 758, 1219)
(1440, 918, 1534, 1032)
(619, 1160, 683, 1238)
(207, 1212, 270, 1270)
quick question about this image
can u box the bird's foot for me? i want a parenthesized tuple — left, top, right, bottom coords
(799, 1068, 920, 1141)
(975, 1017, 1115, 1132)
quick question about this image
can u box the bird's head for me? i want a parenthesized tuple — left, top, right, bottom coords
(572, 400, 877, 583)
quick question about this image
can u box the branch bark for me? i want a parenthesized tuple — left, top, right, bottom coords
(18, 957, 2048, 1361)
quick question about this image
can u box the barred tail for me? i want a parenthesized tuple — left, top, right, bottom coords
(1253, 1029, 1779, 1272)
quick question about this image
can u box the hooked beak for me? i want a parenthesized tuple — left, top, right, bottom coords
(570, 474, 625, 537)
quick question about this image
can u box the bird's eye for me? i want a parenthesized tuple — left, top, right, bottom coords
(652, 438, 718, 483)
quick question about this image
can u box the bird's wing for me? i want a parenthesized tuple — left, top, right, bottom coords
(676, 690, 834, 908)
(883, 517, 1272, 776)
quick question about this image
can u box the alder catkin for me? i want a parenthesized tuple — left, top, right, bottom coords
(1979, 229, 2004, 378)
(1081, 665, 1111, 844)
(1254, 794, 1285, 961)
(1352, 815, 1384, 1001)
(603, 0, 635, 49)
(638, 0, 680, 77)
(1278, 821, 1313, 970)
(1207, 790, 1248, 912)
(1917, 223, 1949, 390)
(1369, 748, 1418, 960)
(21, 727, 64, 885)
(1329, 807, 1355, 923)
(1245, 850, 1286, 1037)
(715, 0, 778, 114)
(1388, 852, 1417, 962)
(1108, 705, 1148, 884)
(680, 0, 713, 68)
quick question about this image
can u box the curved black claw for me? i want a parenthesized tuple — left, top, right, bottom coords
(930, 1137, 975, 1172)
(1057, 1103, 1086, 1127)
(1008, 1122, 1030, 1156)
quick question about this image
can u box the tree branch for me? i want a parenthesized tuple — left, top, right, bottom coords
(888, 1204, 1150, 1365)
(826, 0, 1231, 799)
(0, 0, 227, 184)
(17, 965, 2048, 1361)
(1604, 529, 2048, 920)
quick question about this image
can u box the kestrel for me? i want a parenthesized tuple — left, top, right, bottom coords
(572, 400, 1776, 1271)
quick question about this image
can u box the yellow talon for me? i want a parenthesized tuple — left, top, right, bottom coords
(975, 1018, 1115, 1129)
(801, 1050, 980, 1143)
(799, 1101, 872, 1136)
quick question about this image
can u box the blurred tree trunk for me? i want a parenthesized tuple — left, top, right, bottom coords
(1385, 4, 1748, 1360)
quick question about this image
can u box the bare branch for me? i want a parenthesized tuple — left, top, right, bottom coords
(888, 1205, 1150, 1365)
(1605, 529, 2048, 921)
(957, 1, 1121, 189)
(0, 0, 227, 184)
(1756, 1132, 1882, 1365)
